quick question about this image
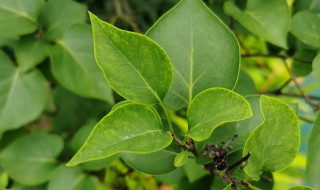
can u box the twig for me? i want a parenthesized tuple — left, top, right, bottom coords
(299, 116, 314, 123)
(259, 92, 320, 101)
(167, 131, 197, 156)
(242, 53, 312, 64)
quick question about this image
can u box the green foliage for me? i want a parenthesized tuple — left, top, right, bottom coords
(0, 0, 319, 189)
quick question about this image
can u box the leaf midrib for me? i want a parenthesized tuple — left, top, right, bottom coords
(0, 5, 37, 24)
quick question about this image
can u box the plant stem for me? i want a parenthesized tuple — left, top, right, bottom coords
(242, 53, 312, 64)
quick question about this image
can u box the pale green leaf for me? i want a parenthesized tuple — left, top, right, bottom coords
(243, 96, 300, 180)
(48, 166, 98, 190)
(0, 0, 44, 37)
(306, 111, 320, 189)
(67, 103, 172, 166)
(121, 150, 177, 175)
(174, 150, 189, 167)
(290, 11, 320, 48)
(0, 132, 63, 185)
(224, 0, 289, 48)
(187, 88, 252, 141)
(15, 36, 48, 72)
(89, 13, 172, 104)
(0, 51, 48, 134)
(39, 0, 87, 40)
(288, 186, 316, 190)
(49, 24, 113, 104)
(312, 53, 320, 82)
(146, 0, 240, 110)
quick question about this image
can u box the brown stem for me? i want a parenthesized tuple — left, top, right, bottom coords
(167, 131, 197, 156)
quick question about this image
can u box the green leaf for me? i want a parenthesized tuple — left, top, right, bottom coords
(288, 186, 316, 190)
(67, 103, 172, 166)
(47, 166, 98, 190)
(121, 150, 177, 175)
(224, 0, 289, 48)
(39, 0, 87, 40)
(15, 36, 48, 72)
(0, 132, 63, 185)
(187, 88, 252, 141)
(233, 70, 257, 96)
(0, 0, 44, 37)
(290, 11, 320, 48)
(146, 0, 240, 110)
(49, 24, 113, 104)
(243, 96, 300, 180)
(0, 51, 48, 134)
(183, 159, 208, 183)
(174, 150, 189, 167)
(306, 111, 320, 189)
(89, 13, 172, 104)
(313, 53, 320, 82)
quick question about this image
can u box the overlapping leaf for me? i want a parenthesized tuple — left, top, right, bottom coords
(89, 13, 172, 104)
(313, 53, 320, 82)
(146, 0, 240, 110)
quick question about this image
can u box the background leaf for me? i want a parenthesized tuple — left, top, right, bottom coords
(0, 132, 63, 185)
(0, 51, 48, 134)
(312, 53, 320, 82)
(187, 88, 252, 141)
(90, 13, 172, 104)
(49, 24, 113, 104)
(146, 0, 240, 110)
(243, 96, 300, 180)
(224, 0, 289, 48)
(290, 11, 320, 48)
(288, 186, 316, 190)
(67, 103, 172, 166)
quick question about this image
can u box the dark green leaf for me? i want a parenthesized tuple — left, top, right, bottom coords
(0, 132, 63, 185)
(183, 159, 208, 183)
(89, 13, 172, 104)
(313, 53, 320, 82)
(67, 103, 172, 166)
(187, 88, 252, 141)
(49, 24, 113, 104)
(233, 70, 257, 96)
(147, 0, 240, 110)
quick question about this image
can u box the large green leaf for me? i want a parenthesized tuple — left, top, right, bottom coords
(121, 150, 177, 175)
(15, 36, 48, 72)
(290, 11, 320, 48)
(146, 0, 240, 110)
(89, 13, 172, 104)
(49, 24, 113, 104)
(39, 0, 86, 40)
(67, 103, 172, 166)
(0, 51, 48, 134)
(313, 53, 320, 82)
(47, 166, 98, 190)
(0, 132, 63, 185)
(306, 112, 320, 189)
(0, 0, 44, 37)
(187, 88, 252, 141)
(224, 0, 289, 48)
(243, 96, 300, 180)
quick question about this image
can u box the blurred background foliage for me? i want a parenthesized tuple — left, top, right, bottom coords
(0, 0, 319, 189)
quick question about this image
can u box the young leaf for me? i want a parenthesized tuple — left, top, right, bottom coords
(290, 11, 320, 48)
(49, 24, 114, 104)
(121, 150, 177, 175)
(306, 111, 320, 189)
(67, 103, 172, 166)
(0, 132, 63, 185)
(39, 0, 87, 40)
(224, 0, 289, 48)
(0, 0, 44, 37)
(146, 0, 240, 110)
(174, 150, 189, 167)
(243, 96, 300, 181)
(312, 53, 320, 82)
(0, 51, 48, 134)
(187, 88, 252, 141)
(89, 13, 172, 104)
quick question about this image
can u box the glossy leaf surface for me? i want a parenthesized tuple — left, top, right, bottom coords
(67, 103, 172, 166)
(0, 133, 63, 185)
(224, 0, 289, 48)
(243, 96, 300, 180)
(187, 88, 252, 141)
(147, 0, 240, 110)
(306, 111, 320, 189)
(90, 13, 172, 104)
(0, 51, 48, 134)
(290, 11, 320, 48)
(49, 24, 113, 104)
